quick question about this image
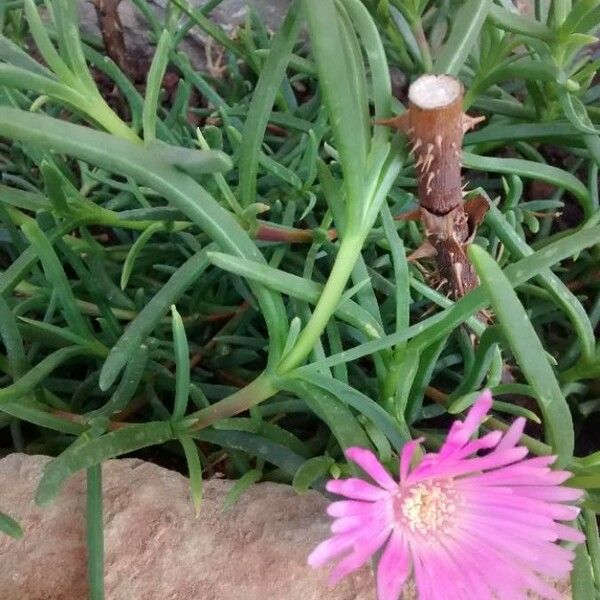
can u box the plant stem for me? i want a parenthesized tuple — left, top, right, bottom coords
(411, 17, 433, 72)
(186, 234, 368, 431)
(276, 234, 364, 373)
(86, 97, 141, 144)
(188, 372, 277, 430)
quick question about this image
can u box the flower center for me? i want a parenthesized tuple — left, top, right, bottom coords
(395, 480, 459, 537)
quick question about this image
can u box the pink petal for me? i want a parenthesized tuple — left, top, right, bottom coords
(417, 446, 528, 480)
(495, 417, 526, 451)
(466, 504, 559, 529)
(328, 527, 391, 585)
(459, 522, 575, 576)
(443, 390, 492, 451)
(456, 486, 582, 522)
(416, 541, 473, 600)
(553, 522, 586, 543)
(452, 430, 503, 459)
(432, 540, 492, 600)
(447, 532, 541, 599)
(376, 531, 411, 600)
(326, 477, 390, 501)
(308, 532, 356, 567)
(345, 447, 397, 490)
(516, 485, 583, 502)
(331, 512, 389, 534)
(411, 547, 436, 600)
(327, 500, 378, 518)
(521, 571, 563, 600)
(399, 438, 423, 481)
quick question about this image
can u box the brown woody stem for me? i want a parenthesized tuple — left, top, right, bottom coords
(381, 74, 485, 298)
(92, 0, 135, 80)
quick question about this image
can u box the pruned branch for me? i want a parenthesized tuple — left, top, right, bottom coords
(380, 74, 486, 299)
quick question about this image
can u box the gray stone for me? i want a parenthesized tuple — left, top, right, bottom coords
(0, 454, 573, 600)
(78, 0, 292, 69)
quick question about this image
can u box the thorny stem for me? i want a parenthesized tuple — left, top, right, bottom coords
(378, 74, 486, 299)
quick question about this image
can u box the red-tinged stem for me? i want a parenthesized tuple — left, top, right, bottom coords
(254, 209, 420, 244)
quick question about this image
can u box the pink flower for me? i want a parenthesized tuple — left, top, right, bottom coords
(308, 390, 584, 600)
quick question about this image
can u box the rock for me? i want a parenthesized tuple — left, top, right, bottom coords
(0, 454, 572, 600)
(78, 0, 292, 69)
(0, 454, 373, 600)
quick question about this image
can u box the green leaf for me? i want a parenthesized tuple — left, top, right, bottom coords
(36, 422, 174, 505)
(92, 345, 148, 418)
(281, 378, 371, 453)
(207, 251, 382, 339)
(178, 435, 203, 516)
(18, 317, 108, 356)
(465, 121, 579, 145)
(171, 305, 190, 421)
(21, 220, 91, 337)
(434, 0, 493, 75)
(464, 59, 579, 108)
(222, 469, 262, 508)
(469, 244, 574, 464)
(0, 346, 86, 404)
(301, 225, 600, 373)
(559, 0, 599, 35)
(292, 456, 334, 493)
(0, 33, 53, 76)
(0, 105, 288, 369)
(238, 0, 303, 208)
(572, 542, 595, 600)
(0, 183, 51, 212)
(463, 152, 592, 218)
(120, 223, 163, 290)
(487, 4, 554, 40)
(304, 0, 368, 226)
(0, 397, 85, 434)
(142, 30, 172, 143)
(0, 296, 27, 378)
(450, 325, 503, 398)
(306, 373, 409, 450)
(0, 512, 23, 539)
(485, 202, 595, 361)
(339, 0, 392, 145)
(100, 250, 209, 390)
(147, 140, 232, 175)
(23, 0, 73, 82)
(194, 429, 305, 475)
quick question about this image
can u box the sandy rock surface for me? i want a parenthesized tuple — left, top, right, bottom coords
(0, 454, 572, 600)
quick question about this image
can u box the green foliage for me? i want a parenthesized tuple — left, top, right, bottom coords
(1, 0, 600, 597)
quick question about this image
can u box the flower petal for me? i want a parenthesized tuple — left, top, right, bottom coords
(345, 447, 397, 490)
(307, 532, 355, 568)
(495, 417, 526, 451)
(327, 500, 377, 518)
(326, 477, 390, 501)
(328, 527, 391, 585)
(399, 438, 424, 481)
(442, 390, 493, 451)
(376, 531, 411, 600)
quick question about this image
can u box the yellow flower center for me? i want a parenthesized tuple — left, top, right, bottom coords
(395, 480, 459, 536)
